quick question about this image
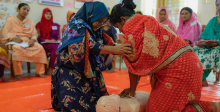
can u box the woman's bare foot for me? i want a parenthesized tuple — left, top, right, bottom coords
(14, 75, 21, 81)
(210, 102, 220, 112)
(216, 72, 219, 82)
(46, 68, 53, 75)
(0, 77, 12, 82)
(37, 73, 46, 78)
(202, 79, 208, 87)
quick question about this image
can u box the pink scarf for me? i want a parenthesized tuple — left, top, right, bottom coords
(176, 12, 202, 45)
(156, 7, 176, 32)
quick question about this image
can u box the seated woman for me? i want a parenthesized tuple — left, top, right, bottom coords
(156, 7, 176, 32)
(194, 0, 220, 87)
(62, 10, 75, 34)
(176, 7, 202, 46)
(51, 1, 132, 112)
(1, 3, 47, 80)
(110, 0, 220, 111)
(102, 19, 118, 73)
(0, 46, 11, 82)
(36, 8, 60, 75)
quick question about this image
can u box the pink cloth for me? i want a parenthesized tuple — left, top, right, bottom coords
(176, 12, 202, 46)
(156, 7, 176, 32)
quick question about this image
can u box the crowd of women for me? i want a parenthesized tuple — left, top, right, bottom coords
(0, 0, 220, 111)
(0, 3, 76, 81)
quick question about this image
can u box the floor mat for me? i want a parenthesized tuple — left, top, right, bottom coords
(0, 69, 219, 112)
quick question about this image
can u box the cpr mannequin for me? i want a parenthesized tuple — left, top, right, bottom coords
(96, 91, 150, 112)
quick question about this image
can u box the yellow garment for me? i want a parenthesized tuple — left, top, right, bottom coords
(0, 47, 9, 68)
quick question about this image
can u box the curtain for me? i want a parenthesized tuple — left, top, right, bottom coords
(140, 0, 158, 17)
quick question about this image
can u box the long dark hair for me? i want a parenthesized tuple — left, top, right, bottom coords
(18, 3, 30, 10)
(110, 0, 136, 24)
(180, 7, 192, 14)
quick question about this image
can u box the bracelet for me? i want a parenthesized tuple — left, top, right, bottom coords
(128, 92, 135, 98)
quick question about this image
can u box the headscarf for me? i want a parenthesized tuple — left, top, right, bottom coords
(156, 7, 176, 32)
(62, 11, 75, 34)
(56, 1, 112, 79)
(57, 1, 109, 52)
(176, 12, 202, 45)
(36, 8, 53, 39)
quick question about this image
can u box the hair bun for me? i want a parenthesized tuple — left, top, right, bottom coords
(122, 0, 136, 10)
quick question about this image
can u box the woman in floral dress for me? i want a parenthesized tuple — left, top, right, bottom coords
(51, 1, 132, 112)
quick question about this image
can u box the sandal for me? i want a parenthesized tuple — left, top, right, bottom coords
(37, 74, 46, 78)
(14, 75, 21, 81)
(0, 77, 12, 82)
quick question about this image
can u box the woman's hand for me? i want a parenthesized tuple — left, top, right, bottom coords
(51, 39, 57, 43)
(28, 39, 36, 47)
(206, 40, 219, 47)
(119, 88, 130, 98)
(114, 44, 132, 57)
(45, 39, 51, 43)
(11, 38, 23, 43)
(196, 41, 204, 48)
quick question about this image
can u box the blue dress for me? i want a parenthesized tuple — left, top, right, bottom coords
(51, 2, 113, 112)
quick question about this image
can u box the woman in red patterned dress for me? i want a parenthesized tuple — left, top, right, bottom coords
(110, 0, 220, 111)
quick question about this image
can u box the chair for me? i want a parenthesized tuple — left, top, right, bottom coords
(202, 25, 206, 32)
(7, 45, 31, 77)
(116, 34, 125, 71)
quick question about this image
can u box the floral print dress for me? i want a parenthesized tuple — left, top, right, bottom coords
(51, 18, 114, 112)
(194, 46, 220, 72)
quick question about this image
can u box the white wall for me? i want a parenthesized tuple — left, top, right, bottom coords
(27, 0, 140, 33)
(197, 0, 216, 25)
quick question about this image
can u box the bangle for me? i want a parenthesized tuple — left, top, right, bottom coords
(128, 92, 135, 98)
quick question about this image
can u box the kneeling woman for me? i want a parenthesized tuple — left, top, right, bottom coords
(51, 1, 132, 112)
(110, 0, 220, 111)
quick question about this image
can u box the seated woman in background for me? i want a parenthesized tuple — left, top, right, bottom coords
(0, 46, 11, 82)
(51, 1, 132, 111)
(62, 10, 75, 34)
(176, 7, 202, 46)
(1, 3, 48, 80)
(102, 19, 118, 73)
(156, 7, 176, 32)
(194, 0, 220, 87)
(36, 8, 60, 75)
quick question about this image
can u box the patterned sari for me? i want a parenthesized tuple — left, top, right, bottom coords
(122, 14, 211, 112)
(51, 2, 114, 112)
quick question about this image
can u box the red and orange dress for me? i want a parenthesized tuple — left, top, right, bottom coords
(123, 14, 211, 112)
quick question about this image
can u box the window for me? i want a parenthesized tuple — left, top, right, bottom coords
(141, 0, 157, 17)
